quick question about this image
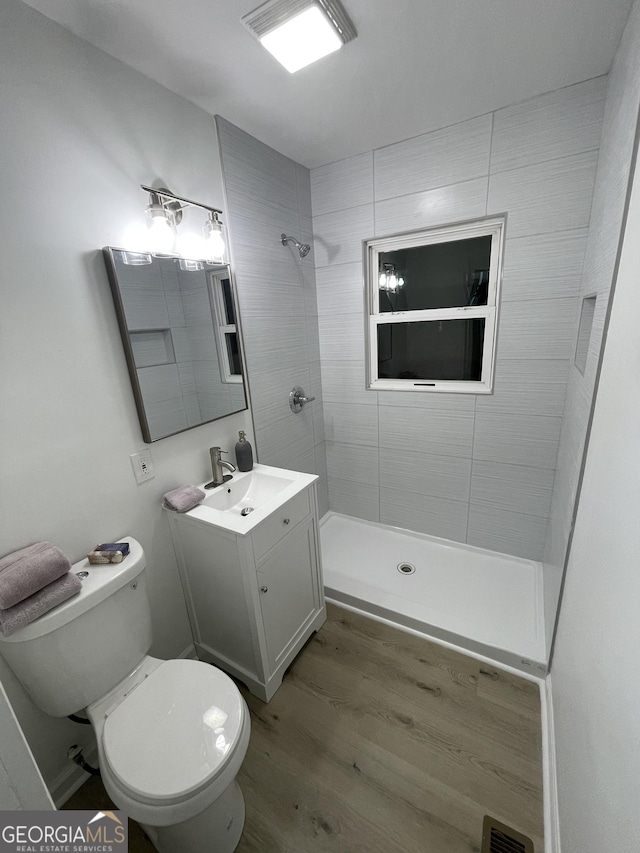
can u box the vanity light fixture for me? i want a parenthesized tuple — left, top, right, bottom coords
(242, 0, 356, 73)
(139, 185, 227, 265)
(379, 263, 405, 294)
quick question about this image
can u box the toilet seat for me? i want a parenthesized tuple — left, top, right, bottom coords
(102, 659, 246, 806)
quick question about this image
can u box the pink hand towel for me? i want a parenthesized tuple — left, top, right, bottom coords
(0, 542, 72, 610)
(0, 572, 82, 637)
(163, 485, 205, 513)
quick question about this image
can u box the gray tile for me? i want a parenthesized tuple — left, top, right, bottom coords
(326, 440, 379, 485)
(137, 363, 182, 403)
(321, 358, 377, 407)
(324, 402, 379, 447)
(375, 177, 488, 236)
(374, 115, 492, 201)
(186, 325, 218, 362)
(477, 359, 570, 417)
(497, 298, 579, 361)
(255, 410, 315, 469)
(376, 391, 476, 412)
(467, 503, 548, 561)
(318, 312, 365, 363)
(474, 410, 562, 469)
(311, 152, 374, 216)
(491, 77, 607, 174)
(316, 262, 365, 315)
(379, 448, 471, 502)
(295, 162, 313, 219)
(241, 314, 309, 376)
(470, 460, 555, 518)
(144, 396, 188, 438)
(238, 273, 307, 319)
(218, 117, 298, 213)
(487, 150, 599, 238)
(501, 229, 589, 303)
(250, 363, 311, 428)
(378, 402, 475, 458)
(313, 204, 374, 267)
(328, 476, 380, 523)
(380, 487, 469, 544)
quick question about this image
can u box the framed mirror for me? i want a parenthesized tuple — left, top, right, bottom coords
(103, 247, 248, 442)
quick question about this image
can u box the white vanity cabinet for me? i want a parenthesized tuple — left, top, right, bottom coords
(167, 468, 326, 702)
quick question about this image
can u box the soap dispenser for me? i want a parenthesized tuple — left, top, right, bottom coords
(235, 430, 254, 472)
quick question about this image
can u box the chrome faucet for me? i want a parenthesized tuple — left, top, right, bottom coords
(205, 447, 236, 489)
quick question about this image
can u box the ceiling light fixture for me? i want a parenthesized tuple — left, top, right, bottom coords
(242, 0, 356, 73)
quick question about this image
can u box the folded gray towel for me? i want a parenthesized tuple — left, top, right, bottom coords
(0, 542, 72, 610)
(163, 485, 205, 513)
(0, 573, 82, 637)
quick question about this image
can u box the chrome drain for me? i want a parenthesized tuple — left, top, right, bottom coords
(397, 562, 416, 575)
(241, 506, 254, 516)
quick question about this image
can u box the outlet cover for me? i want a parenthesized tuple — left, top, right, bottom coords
(130, 450, 155, 484)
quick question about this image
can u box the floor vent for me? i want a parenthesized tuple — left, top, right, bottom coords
(481, 816, 534, 853)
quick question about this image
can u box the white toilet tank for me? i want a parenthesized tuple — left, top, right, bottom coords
(0, 537, 152, 717)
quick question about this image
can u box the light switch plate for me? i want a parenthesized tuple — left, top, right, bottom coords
(130, 450, 155, 484)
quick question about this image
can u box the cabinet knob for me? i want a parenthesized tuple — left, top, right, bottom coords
(260, 585, 268, 593)
(283, 518, 290, 525)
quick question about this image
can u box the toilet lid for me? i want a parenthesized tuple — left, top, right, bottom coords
(103, 659, 245, 804)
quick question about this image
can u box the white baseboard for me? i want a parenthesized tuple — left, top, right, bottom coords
(177, 643, 197, 660)
(541, 674, 561, 853)
(51, 743, 99, 808)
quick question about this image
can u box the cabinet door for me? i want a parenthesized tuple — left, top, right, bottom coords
(256, 518, 319, 672)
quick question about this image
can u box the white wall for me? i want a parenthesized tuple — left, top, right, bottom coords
(310, 79, 605, 562)
(0, 0, 252, 798)
(551, 110, 640, 853)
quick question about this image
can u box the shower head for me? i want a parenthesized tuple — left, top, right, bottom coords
(281, 233, 311, 258)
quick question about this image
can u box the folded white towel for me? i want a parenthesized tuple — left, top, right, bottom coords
(0, 542, 71, 610)
(163, 485, 205, 513)
(0, 573, 82, 637)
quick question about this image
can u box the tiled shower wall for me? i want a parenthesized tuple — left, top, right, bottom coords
(217, 117, 328, 514)
(311, 77, 607, 560)
(544, 24, 640, 577)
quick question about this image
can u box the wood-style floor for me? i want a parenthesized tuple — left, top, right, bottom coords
(64, 603, 544, 852)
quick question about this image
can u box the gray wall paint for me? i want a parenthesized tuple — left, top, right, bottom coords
(551, 5, 640, 847)
(217, 118, 328, 515)
(0, 0, 252, 799)
(311, 77, 606, 561)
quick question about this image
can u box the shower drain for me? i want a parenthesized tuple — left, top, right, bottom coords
(397, 562, 416, 575)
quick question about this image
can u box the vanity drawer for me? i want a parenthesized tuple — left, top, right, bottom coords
(252, 489, 311, 562)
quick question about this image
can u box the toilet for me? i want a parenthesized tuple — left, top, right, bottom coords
(0, 537, 250, 853)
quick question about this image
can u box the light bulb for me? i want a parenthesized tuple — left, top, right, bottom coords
(145, 197, 175, 254)
(176, 231, 207, 260)
(203, 213, 226, 263)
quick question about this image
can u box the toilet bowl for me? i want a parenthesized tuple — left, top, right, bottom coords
(87, 656, 250, 853)
(0, 537, 250, 853)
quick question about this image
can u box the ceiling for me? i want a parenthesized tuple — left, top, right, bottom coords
(21, 0, 634, 168)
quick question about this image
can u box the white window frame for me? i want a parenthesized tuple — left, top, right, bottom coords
(209, 270, 243, 385)
(365, 215, 505, 394)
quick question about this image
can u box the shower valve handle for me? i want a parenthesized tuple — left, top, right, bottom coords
(289, 386, 315, 413)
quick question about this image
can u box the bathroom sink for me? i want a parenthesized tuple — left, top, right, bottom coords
(203, 469, 295, 513)
(183, 463, 318, 535)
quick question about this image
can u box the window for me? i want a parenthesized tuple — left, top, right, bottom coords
(209, 271, 243, 384)
(366, 216, 504, 394)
